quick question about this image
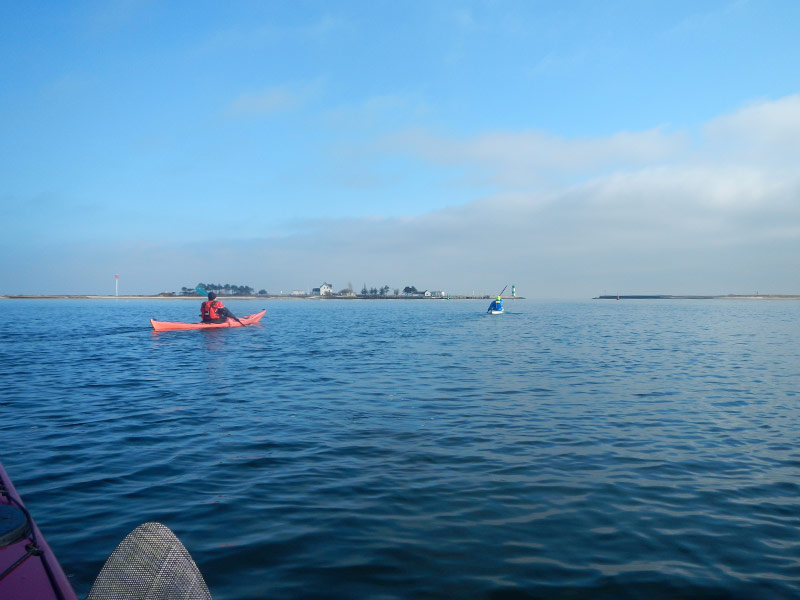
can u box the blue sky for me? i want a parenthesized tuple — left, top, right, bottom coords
(2, 1, 799, 297)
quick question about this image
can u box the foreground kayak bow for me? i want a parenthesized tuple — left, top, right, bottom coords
(2, 462, 212, 600)
(150, 309, 266, 331)
(0, 461, 79, 600)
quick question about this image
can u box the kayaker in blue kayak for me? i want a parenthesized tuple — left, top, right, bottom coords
(201, 292, 238, 323)
(487, 295, 503, 312)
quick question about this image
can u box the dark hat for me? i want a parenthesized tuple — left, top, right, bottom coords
(208, 292, 217, 300)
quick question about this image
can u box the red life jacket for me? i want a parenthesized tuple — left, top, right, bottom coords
(201, 300, 224, 320)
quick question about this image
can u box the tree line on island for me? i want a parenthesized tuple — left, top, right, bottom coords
(179, 283, 263, 296)
(358, 285, 421, 296)
(338, 283, 429, 297)
(177, 283, 429, 298)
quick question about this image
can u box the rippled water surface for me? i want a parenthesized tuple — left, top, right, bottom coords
(2, 298, 799, 599)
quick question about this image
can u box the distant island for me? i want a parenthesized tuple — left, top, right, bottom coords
(0, 293, 523, 301)
(594, 294, 800, 300)
(2, 282, 525, 300)
(5, 292, 800, 301)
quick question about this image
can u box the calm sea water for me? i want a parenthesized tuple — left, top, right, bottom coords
(1, 298, 799, 599)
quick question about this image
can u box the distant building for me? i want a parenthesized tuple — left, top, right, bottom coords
(312, 283, 333, 296)
(291, 290, 305, 296)
(429, 290, 446, 298)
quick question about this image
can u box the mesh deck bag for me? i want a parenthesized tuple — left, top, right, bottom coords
(86, 522, 212, 600)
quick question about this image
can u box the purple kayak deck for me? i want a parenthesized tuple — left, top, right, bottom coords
(0, 462, 78, 600)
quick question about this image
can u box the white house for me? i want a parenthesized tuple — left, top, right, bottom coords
(313, 283, 333, 296)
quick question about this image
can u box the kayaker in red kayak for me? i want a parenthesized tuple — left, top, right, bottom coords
(201, 292, 238, 323)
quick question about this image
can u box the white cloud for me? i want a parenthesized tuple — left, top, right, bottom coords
(198, 16, 349, 54)
(323, 93, 432, 131)
(83, 0, 153, 35)
(527, 50, 587, 77)
(228, 81, 321, 116)
(383, 126, 689, 188)
(303, 15, 349, 39)
(453, 8, 475, 29)
(703, 94, 800, 163)
(229, 88, 296, 115)
(665, 0, 750, 38)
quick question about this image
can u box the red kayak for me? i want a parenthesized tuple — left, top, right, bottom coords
(150, 309, 266, 331)
(0, 462, 78, 600)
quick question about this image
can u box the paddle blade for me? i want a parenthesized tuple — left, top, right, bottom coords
(86, 522, 212, 600)
(195, 284, 208, 297)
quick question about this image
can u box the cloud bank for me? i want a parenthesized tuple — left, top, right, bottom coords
(244, 95, 800, 297)
(5, 96, 800, 297)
